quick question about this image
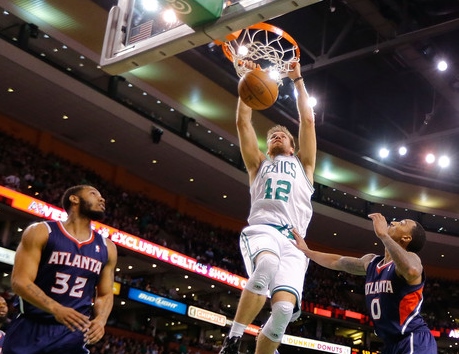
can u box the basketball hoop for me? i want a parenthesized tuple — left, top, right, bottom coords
(216, 22, 300, 84)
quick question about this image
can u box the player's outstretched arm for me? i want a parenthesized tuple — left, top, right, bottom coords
(289, 63, 316, 184)
(236, 98, 266, 184)
(291, 228, 372, 276)
(11, 222, 91, 332)
(85, 239, 117, 345)
(235, 61, 266, 184)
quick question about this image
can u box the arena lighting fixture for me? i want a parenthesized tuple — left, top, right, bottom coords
(293, 88, 317, 108)
(307, 96, 317, 108)
(141, 0, 160, 12)
(378, 147, 389, 159)
(269, 70, 280, 82)
(425, 153, 435, 164)
(238, 45, 249, 56)
(438, 155, 450, 168)
(163, 9, 177, 23)
(398, 146, 407, 156)
(375, 145, 452, 169)
(437, 59, 448, 72)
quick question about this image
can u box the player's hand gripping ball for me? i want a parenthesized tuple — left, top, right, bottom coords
(238, 70, 279, 110)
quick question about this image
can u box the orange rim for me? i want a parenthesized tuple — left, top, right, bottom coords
(217, 22, 300, 64)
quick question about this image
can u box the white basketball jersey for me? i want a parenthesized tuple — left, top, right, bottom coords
(248, 155, 314, 237)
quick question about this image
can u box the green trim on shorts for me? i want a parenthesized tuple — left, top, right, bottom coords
(265, 224, 295, 240)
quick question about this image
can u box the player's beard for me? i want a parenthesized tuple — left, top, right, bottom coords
(79, 197, 105, 221)
(269, 144, 286, 157)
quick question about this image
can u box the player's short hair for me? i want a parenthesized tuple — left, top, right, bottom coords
(267, 125, 295, 150)
(61, 185, 89, 213)
(407, 221, 426, 253)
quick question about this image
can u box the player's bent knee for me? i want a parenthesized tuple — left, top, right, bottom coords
(245, 253, 279, 295)
(261, 301, 294, 342)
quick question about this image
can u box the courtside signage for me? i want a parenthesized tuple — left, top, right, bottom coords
(188, 306, 226, 326)
(128, 288, 187, 314)
(221, 319, 350, 352)
(282, 334, 351, 354)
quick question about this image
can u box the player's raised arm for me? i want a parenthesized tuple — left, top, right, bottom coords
(369, 213, 423, 285)
(288, 63, 316, 184)
(236, 99, 266, 185)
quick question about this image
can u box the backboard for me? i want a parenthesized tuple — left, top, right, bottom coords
(100, 0, 322, 75)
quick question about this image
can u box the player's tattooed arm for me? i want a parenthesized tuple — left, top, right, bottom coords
(335, 254, 374, 276)
(291, 228, 374, 276)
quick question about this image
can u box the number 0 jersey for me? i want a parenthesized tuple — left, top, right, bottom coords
(248, 155, 314, 237)
(365, 255, 431, 342)
(18, 221, 109, 320)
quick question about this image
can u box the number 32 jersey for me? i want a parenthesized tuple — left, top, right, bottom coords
(365, 255, 430, 342)
(18, 221, 109, 319)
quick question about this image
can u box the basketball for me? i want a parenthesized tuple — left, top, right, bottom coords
(238, 70, 279, 110)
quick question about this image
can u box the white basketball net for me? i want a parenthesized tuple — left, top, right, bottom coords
(221, 24, 300, 84)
